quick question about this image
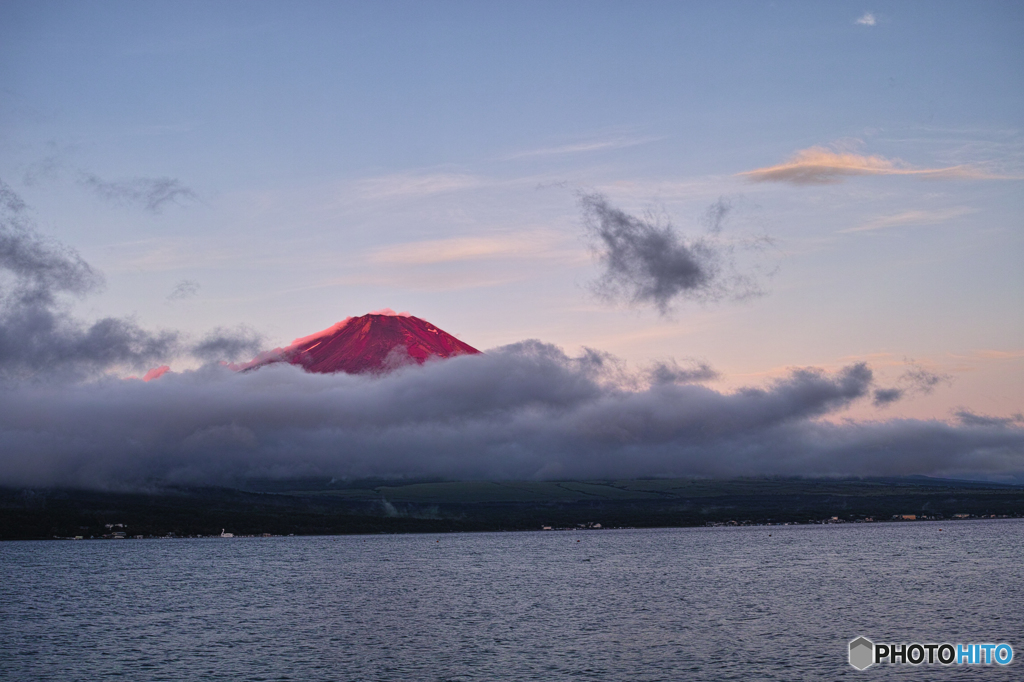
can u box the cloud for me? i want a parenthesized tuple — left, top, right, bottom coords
(19, 142, 77, 187)
(701, 197, 732, 234)
(855, 12, 876, 26)
(580, 193, 768, 314)
(974, 349, 1024, 360)
(0, 182, 260, 380)
(956, 410, 1024, 428)
(898, 363, 950, 394)
(0, 182, 28, 215)
(0, 182, 1020, 489)
(190, 327, 265, 363)
(872, 361, 951, 408)
(79, 173, 198, 212)
(352, 173, 485, 200)
(872, 388, 903, 406)
(143, 365, 170, 382)
(0, 209, 100, 300)
(508, 135, 660, 159)
(167, 279, 200, 301)
(21, 155, 64, 187)
(840, 207, 977, 234)
(11, 147, 197, 212)
(0, 179, 178, 380)
(368, 232, 565, 265)
(648, 359, 720, 384)
(738, 146, 995, 185)
(0, 343, 1021, 489)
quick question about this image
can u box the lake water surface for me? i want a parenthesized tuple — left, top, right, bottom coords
(2, 520, 1021, 680)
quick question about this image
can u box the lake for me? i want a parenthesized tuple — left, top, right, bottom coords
(2, 520, 1021, 680)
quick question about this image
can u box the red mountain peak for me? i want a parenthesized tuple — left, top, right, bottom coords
(246, 312, 480, 375)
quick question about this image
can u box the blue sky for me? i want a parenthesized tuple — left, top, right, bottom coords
(2, 0, 1022, 422)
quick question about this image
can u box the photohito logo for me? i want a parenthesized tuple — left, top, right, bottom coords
(849, 636, 1013, 670)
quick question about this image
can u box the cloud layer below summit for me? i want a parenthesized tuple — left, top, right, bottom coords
(2, 343, 1022, 489)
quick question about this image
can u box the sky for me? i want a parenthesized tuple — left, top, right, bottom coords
(1, 1, 1022, 486)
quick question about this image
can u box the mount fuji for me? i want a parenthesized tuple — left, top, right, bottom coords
(245, 310, 480, 375)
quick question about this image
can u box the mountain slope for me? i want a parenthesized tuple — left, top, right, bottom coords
(252, 312, 480, 374)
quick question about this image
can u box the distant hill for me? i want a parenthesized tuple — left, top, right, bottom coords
(3, 477, 1022, 540)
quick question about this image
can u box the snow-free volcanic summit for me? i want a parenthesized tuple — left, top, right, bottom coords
(247, 311, 480, 375)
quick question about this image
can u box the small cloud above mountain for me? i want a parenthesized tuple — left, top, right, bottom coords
(580, 193, 770, 314)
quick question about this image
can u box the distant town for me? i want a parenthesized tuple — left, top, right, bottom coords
(5, 477, 1024, 541)
(34, 511, 1021, 541)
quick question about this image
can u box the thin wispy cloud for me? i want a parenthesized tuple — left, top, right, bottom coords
(508, 136, 660, 159)
(167, 279, 200, 301)
(738, 146, 997, 185)
(17, 148, 200, 213)
(974, 349, 1024, 360)
(841, 207, 977, 233)
(21, 155, 64, 187)
(855, 12, 877, 26)
(99, 239, 241, 274)
(80, 173, 199, 213)
(318, 270, 530, 293)
(368, 232, 568, 266)
(351, 172, 487, 200)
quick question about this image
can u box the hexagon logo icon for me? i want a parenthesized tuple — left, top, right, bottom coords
(849, 636, 874, 670)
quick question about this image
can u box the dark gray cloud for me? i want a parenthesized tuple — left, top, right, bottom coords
(0, 181, 28, 214)
(956, 410, 1024, 428)
(0, 213, 101, 300)
(15, 146, 194, 213)
(167, 279, 200, 301)
(872, 388, 903, 406)
(581, 193, 766, 314)
(0, 179, 178, 380)
(872, 361, 952, 408)
(649, 359, 720, 384)
(79, 173, 198, 213)
(0, 181, 242, 381)
(0, 343, 1020, 490)
(899, 363, 950, 394)
(191, 326, 265, 363)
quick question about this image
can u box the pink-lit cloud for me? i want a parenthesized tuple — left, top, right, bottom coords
(368, 308, 412, 317)
(143, 365, 171, 382)
(738, 146, 996, 185)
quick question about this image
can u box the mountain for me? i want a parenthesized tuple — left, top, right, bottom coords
(248, 311, 480, 375)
